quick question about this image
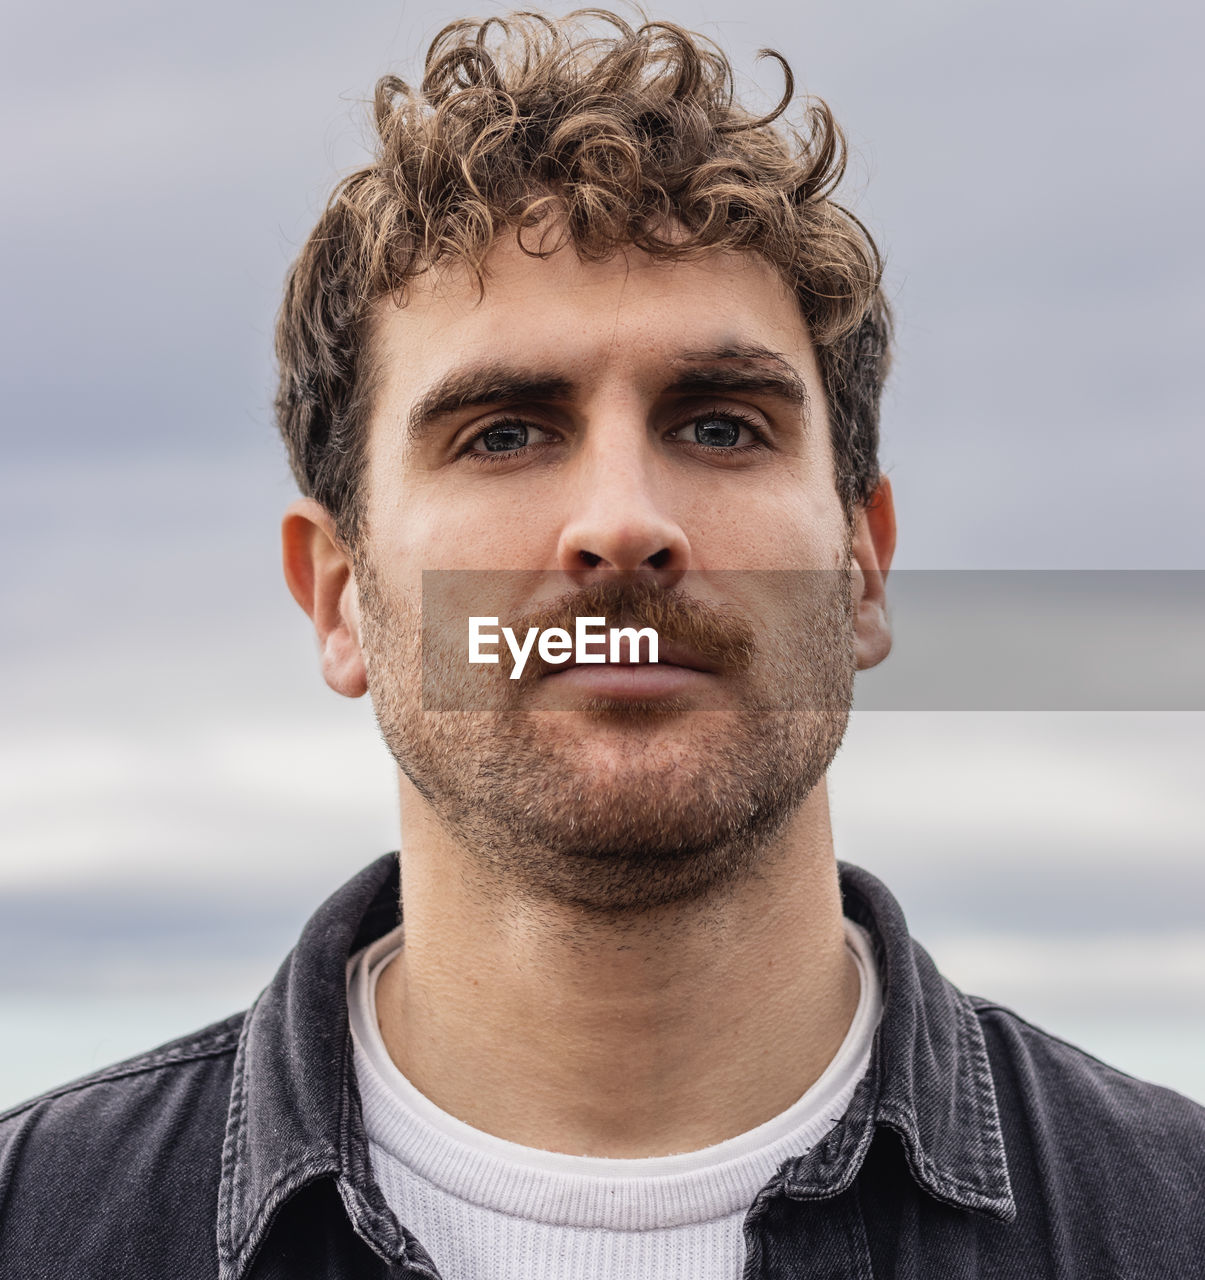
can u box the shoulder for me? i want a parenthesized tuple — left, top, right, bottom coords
(970, 996, 1205, 1202)
(0, 1010, 244, 1144)
(0, 1013, 245, 1279)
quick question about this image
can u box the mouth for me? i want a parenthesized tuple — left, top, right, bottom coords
(546, 640, 722, 678)
(539, 640, 722, 701)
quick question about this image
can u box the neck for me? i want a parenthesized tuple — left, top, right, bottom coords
(376, 777, 858, 1158)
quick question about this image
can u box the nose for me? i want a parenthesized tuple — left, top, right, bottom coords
(555, 444, 691, 589)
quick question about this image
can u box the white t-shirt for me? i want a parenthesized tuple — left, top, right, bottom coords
(348, 919, 882, 1280)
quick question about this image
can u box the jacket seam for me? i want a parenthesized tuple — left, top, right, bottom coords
(956, 987, 1009, 1189)
(230, 1158, 340, 1255)
(217, 1003, 344, 1279)
(875, 1100, 1001, 1202)
(962, 999, 1012, 1195)
(0, 1029, 242, 1125)
(218, 1003, 253, 1271)
(969, 998, 1159, 1084)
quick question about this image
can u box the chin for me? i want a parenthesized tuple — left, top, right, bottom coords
(528, 707, 739, 770)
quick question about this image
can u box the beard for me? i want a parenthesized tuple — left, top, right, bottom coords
(356, 555, 857, 915)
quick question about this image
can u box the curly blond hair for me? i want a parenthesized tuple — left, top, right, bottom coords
(275, 8, 891, 544)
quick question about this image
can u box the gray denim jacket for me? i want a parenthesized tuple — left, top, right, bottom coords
(2, 854, 1203, 1278)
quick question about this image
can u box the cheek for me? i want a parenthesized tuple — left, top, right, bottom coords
(682, 478, 847, 570)
(374, 482, 564, 572)
(763, 443, 849, 567)
(770, 498, 849, 569)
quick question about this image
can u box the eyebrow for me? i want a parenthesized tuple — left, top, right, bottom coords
(405, 343, 810, 443)
(668, 345, 810, 419)
(407, 367, 575, 442)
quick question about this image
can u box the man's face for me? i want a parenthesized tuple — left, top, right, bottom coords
(350, 232, 870, 911)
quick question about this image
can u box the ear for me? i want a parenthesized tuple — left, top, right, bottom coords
(850, 477, 897, 671)
(281, 498, 368, 698)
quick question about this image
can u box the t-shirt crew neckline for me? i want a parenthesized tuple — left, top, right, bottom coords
(347, 918, 881, 1231)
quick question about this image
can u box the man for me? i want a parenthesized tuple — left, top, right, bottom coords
(1, 9, 1202, 1278)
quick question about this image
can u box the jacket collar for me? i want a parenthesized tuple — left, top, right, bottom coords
(217, 854, 1013, 1278)
(217, 854, 433, 1280)
(775, 863, 1015, 1222)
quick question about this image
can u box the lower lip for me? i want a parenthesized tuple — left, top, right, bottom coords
(540, 663, 715, 700)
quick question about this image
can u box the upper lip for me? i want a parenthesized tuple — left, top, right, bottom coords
(546, 640, 721, 676)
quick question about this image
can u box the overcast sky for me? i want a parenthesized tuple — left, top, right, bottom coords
(6, 0, 1202, 561)
(1, 0, 1202, 1100)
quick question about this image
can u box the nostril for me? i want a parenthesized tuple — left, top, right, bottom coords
(575, 547, 676, 571)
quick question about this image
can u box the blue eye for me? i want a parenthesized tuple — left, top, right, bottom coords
(693, 416, 743, 447)
(478, 423, 529, 452)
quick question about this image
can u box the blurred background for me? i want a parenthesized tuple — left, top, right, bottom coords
(2, 0, 1202, 1110)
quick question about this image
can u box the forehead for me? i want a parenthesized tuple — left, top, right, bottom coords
(366, 234, 823, 417)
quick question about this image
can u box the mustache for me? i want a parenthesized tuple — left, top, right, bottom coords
(503, 576, 758, 681)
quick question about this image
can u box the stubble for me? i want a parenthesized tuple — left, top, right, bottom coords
(356, 556, 857, 915)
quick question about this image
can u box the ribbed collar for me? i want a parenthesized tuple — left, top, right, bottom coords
(217, 855, 1014, 1279)
(349, 917, 880, 1231)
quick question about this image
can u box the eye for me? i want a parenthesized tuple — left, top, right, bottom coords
(476, 422, 529, 452)
(668, 410, 766, 451)
(464, 419, 556, 457)
(693, 415, 745, 447)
